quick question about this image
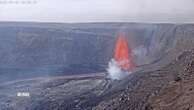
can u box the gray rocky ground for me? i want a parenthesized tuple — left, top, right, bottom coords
(0, 49, 194, 110)
(0, 22, 194, 110)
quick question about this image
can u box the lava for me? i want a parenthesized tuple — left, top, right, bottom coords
(113, 32, 135, 71)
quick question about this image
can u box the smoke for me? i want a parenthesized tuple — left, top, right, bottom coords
(133, 45, 147, 56)
(106, 45, 148, 80)
(106, 32, 134, 80)
(133, 45, 148, 58)
(107, 59, 131, 80)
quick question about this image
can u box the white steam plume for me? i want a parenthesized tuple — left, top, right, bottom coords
(133, 45, 148, 58)
(107, 59, 130, 80)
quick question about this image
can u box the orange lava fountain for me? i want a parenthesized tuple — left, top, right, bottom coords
(113, 33, 135, 71)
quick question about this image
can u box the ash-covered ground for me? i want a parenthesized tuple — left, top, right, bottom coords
(95, 50, 194, 110)
(0, 22, 194, 110)
(0, 49, 194, 110)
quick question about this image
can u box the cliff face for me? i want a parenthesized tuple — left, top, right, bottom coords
(0, 22, 194, 81)
(94, 50, 194, 110)
(0, 22, 194, 110)
(147, 50, 194, 110)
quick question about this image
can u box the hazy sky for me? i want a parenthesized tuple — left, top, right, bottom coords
(0, 0, 194, 23)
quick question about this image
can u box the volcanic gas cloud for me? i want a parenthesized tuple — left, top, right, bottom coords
(107, 33, 135, 80)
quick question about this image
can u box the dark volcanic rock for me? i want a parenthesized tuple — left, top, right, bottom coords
(146, 50, 194, 110)
(0, 22, 194, 110)
(1, 49, 193, 110)
(94, 49, 194, 110)
(1, 23, 194, 67)
(1, 22, 194, 82)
